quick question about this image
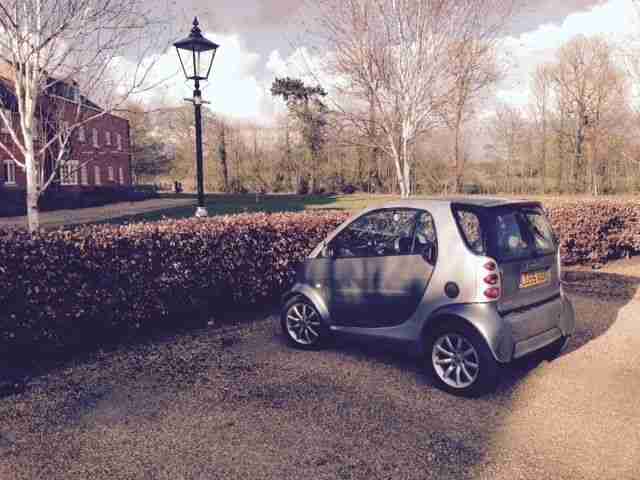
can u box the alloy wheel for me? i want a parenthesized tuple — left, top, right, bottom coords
(431, 333, 480, 389)
(285, 302, 322, 346)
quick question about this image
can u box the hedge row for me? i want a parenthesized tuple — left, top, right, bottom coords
(545, 200, 640, 265)
(0, 212, 349, 357)
(2, 199, 640, 358)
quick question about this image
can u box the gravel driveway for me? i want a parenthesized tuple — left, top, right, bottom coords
(1, 261, 640, 479)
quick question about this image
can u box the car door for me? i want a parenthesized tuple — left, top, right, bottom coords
(318, 208, 437, 328)
(489, 206, 561, 311)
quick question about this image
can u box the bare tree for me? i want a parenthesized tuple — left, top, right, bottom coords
(311, 0, 515, 197)
(531, 64, 553, 193)
(0, 0, 169, 231)
(547, 35, 629, 194)
(487, 104, 527, 193)
(441, 38, 502, 193)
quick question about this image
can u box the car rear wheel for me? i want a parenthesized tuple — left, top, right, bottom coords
(281, 296, 329, 350)
(541, 335, 570, 361)
(426, 323, 499, 397)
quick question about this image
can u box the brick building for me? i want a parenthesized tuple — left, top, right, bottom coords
(0, 73, 132, 191)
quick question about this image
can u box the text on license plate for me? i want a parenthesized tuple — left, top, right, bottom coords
(520, 270, 549, 289)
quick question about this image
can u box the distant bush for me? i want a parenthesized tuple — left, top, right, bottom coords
(0, 212, 348, 358)
(342, 184, 357, 195)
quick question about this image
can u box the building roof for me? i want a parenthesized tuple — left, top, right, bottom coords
(0, 73, 103, 112)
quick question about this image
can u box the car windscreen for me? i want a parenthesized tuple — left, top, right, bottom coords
(491, 206, 557, 261)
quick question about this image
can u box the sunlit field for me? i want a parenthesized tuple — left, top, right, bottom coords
(94, 192, 640, 226)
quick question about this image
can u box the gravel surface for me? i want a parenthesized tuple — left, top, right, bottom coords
(1, 261, 640, 479)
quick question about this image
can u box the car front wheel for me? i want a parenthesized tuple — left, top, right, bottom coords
(426, 323, 499, 397)
(281, 296, 329, 350)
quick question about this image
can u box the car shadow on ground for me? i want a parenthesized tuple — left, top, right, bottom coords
(276, 269, 640, 396)
(496, 270, 640, 393)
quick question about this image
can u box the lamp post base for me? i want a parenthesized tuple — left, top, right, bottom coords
(195, 206, 208, 218)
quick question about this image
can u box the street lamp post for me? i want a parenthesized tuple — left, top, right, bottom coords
(174, 18, 219, 217)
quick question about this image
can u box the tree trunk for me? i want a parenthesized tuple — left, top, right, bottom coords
(218, 123, 229, 192)
(25, 148, 40, 232)
(392, 149, 406, 197)
(368, 89, 377, 192)
(401, 136, 411, 198)
(540, 110, 546, 194)
(453, 115, 464, 194)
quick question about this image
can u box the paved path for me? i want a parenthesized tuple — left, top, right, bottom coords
(0, 198, 195, 229)
(0, 261, 639, 479)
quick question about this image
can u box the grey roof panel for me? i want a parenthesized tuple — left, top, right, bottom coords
(375, 196, 539, 210)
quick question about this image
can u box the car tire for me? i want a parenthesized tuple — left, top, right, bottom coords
(281, 296, 330, 350)
(426, 322, 499, 397)
(542, 335, 569, 361)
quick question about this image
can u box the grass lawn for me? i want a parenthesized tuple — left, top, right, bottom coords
(95, 193, 404, 225)
(91, 191, 640, 226)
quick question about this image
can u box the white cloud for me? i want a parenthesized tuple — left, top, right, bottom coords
(114, 32, 274, 122)
(496, 0, 638, 107)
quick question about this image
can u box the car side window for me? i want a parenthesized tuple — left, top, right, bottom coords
(413, 211, 437, 264)
(330, 209, 418, 258)
(454, 208, 486, 255)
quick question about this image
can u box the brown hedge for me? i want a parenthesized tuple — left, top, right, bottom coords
(545, 199, 640, 265)
(0, 212, 349, 356)
(2, 199, 640, 358)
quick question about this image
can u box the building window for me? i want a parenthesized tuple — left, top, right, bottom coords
(3, 160, 16, 184)
(60, 160, 79, 185)
(94, 165, 101, 185)
(81, 164, 88, 185)
(92, 128, 99, 147)
(78, 125, 85, 142)
(105, 131, 111, 145)
(118, 167, 124, 184)
(116, 133, 122, 150)
(1, 108, 12, 133)
(108, 166, 115, 182)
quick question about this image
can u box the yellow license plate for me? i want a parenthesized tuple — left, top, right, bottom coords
(520, 270, 549, 289)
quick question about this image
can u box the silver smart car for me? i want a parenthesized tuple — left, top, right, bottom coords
(280, 198, 575, 397)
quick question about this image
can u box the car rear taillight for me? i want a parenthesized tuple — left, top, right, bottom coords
(483, 273, 499, 285)
(483, 261, 497, 271)
(480, 259, 501, 301)
(484, 287, 501, 299)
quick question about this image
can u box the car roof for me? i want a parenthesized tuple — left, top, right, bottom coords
(375, 196, 540, 210)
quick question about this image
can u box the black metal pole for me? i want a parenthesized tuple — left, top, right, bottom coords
(193, 78, 206, 216)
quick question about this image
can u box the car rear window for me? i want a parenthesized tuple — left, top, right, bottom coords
(493, 206, 556, 261)
(453, 208, 486, 255)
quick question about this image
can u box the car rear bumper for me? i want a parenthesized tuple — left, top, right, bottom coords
(506, 293, 575, 359)
(430, 293, 576, 364)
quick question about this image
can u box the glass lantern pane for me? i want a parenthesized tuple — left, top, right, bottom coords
(176, 47, 196, 79)
(196, 49, 215, 80)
